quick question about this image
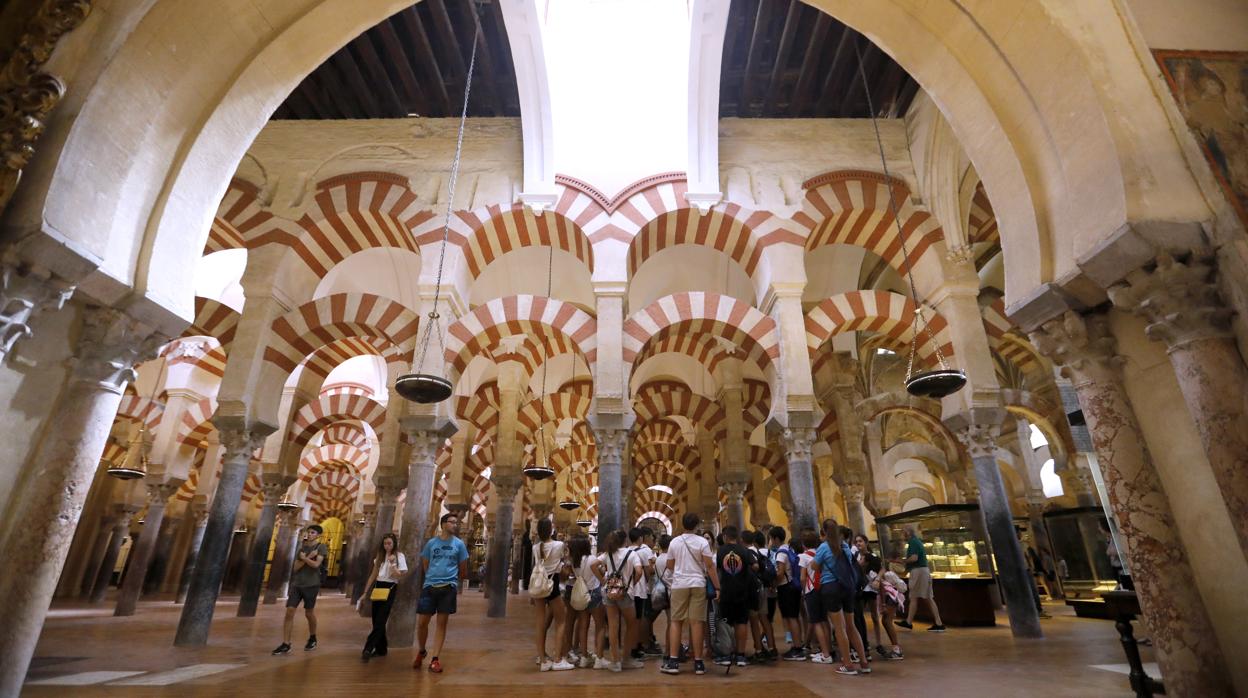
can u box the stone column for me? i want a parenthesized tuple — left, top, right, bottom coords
(263, 508, 300, 605)
(114, 479, 181, 616)
(349, 508, 377, 605)
(721, 480, 747, 531)
(593, 427, 627, 545)
(373, 478, 404, 538)
(90, 506, 138, 603)
(486, 475, 521, 618)
(0, 254, 74, 363)
(236, 475, 288, 617)
(777, 427, 818, 533)
(175, 499, 210, 603)
(0, 306, 162, 697)
(954, 421, 1042, 639)
(174, 420, 272, 647)
(1108, 251, 1248, 553)
(79, 512, 120, 598)
(1031, 310, 1231, 695)
(389, 426, 448, 648)
(842, 483, 867, 538)
(145, 513, 180, 595)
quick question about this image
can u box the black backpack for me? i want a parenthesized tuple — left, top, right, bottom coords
(756, 549, 778, 587)
(831, 544, 859, 596)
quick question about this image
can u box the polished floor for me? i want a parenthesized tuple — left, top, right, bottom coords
(26, 589, 1149, 696)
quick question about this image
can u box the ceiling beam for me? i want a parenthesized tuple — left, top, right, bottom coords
(331, 49, 384, 117)
(428, 0, 469, 101)
(400, 6, 452, 116)
(789, 12, 831, 117)
(814, 26, 856, 117)
(353, 36, 407, 117)
(739, 0, 775, 117)
(839, 41, 881, 118)
(318, 56, 364, 119)
(375, 21, 430, 117)
(761, 0, 803, 116)
(465, 0, 504, 117)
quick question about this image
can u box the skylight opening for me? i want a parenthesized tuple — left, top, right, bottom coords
(1040, 459, 1064, 498)
(1029, 423, 1049, 450)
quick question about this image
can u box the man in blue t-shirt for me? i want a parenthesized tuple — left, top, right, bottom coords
(414, 513, 469, 674)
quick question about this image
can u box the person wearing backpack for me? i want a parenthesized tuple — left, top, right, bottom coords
(272, 524, 327, 656)
(713, 526, 756, 668)
(769, 526, 805, 660)
(564, 534, 607, 668)
(810, 518, 869, 676)
(627, 527, 661, 660)
(743, 530, 775, 663)
(598, 529, 642, 672)
(798, 528, 832, 663)
(530, 518, 572, 672)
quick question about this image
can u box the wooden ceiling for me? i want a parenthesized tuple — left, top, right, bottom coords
(272, 0, 520, 120)
(719, 0, 921, 119)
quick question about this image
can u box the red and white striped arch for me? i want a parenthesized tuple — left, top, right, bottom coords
(319, 383, 374, 399)
(443, 295, 597, 380)
(190, 345, 229, 379)
(749, 445, 786, 483)
(298, 443, 370, 482)
(320, 422, 370, 449)
(249, 172, 434, 279)
(632, 441, 700, 471)
(795, 170, 947, 281)
(101, 439, 127, 467)
(455, 381, 502, 434)
(491, 332, 585, 383)
(551, 173, 689, 245)
(967, 182, 1000, 246)
(116, 395, 164, 431)
(548, 441, 597, 474)
(455, 204, 593, 279)
(635, 465, 688, 498)
(241, 473, 262, 504)
(207, 178, 269, 254)
(173, 469, 198, 503)
(287, 393, 387, 450)
(177, 396, 218, 448)
(264, 293, 420, 376)
(631, 331, 730, 377)
(627, 206, 771, 279)
(185, 297, 240, 350)
(300, 335, 406, 381)
(309, 463, 361, 498)
(623, 292, 780, 374)
(633, 418, 686, 450)
(805, 291, 954, 369)
(632, 380, 725, 436)
(982, 298, 1045, 377)
(741, 378, 771, 432)
(516, 392, 592, 438)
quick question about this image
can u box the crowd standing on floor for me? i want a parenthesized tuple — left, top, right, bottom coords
(268, 511, 953, 677)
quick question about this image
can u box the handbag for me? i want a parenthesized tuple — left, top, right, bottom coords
(369, 585, 391, 602)
(528, 542, 554, 599)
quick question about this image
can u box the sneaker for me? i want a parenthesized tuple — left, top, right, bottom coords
(551, 659, 576, 671)
(835, 665, 859, 676)
(694, 659, 706, 675)
(304, 636, 317, 651)
(413, 649, 427, 670)
(782, 647, 806, 661)
(660, 659, 680, 675)
(896, 619, 913, 630)
(849, 649, 859, 664)
(271, 642, 291, 656)
(928, 624, 947, 633)
(810, 653, 835, 665)
(609, 661, 622, 673)
(623, 658, 644, 670)
(888, 649, 905, 660)
(875, 645, 890, 660)
(678, 644, 691, 662)
(577, 654, 594, 669)
(429, 658, 443, 674)
(766, 648, 779, 661)
(567, 650, 581, 664)
(644, 642, 664, 657)
(715, 656, 732, 666)
(534, 655, 544, 666)
(736, 654, 748, 667)
(361, 649, 372, 663)
(631, 648, 646, 660)
(593, 656, 610, 670)
(540, 660, 553, 672)
(858, 665, 872, 674)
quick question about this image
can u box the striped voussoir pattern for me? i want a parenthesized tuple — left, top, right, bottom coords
(455, 204, 593, 279)
(516, 391, 592, 438)
(490, 332, 584, 381)
(632, 441, 700, 473)
(265, 293, 420, 376)
(206, 178, 270, 254)
(173, 469, 198, 503)
(301, 335, 406, 380)
(298, 443, 369, 482)
(319, 383, 373, 399)
(627, 205, 771, 279)
(116, 395, 165, 430)
(287, 393, 386, 450)
(552, 172, 689, 245)
(633, 418, 687, 450)
(443, 295, 597, 379)
(622, 292, 780, 372)
(981, 297, 1044, 377)
(455, 381, 502, 435)
(795, 170, 946, 278)
(635, 491, 680, 516)
(632, 380, 726, 437)
(750, 445, 786, 479)
(967, 182, 1000, 246)
(100, 439, 126, 467)
(320, 422, 369, 449)
(741, 378, 771, 430)
(805, 290, 954, 368)
(240, 473, 262, 504)
(185, 297, 240, 350)
(177, 397, 218, 448)
(190, 345, 228, 379)
(547, 440, 597, 473)
(632, 330, 730, 375)
(634, 468, 689, 503)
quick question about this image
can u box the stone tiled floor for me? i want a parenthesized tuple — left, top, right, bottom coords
(25, 590, 1147, 696)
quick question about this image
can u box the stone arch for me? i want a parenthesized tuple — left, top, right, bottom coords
(805, 290, 953, 369)
(298, 443, 370, 482)
(881, 441, 950, 475)
(443, 295, 597, 381)
(627, 207, 771, 282)
(320, 422, 369, 449)
(623, 292, 780, 376)
(287, 393, 387, 450)
(115, 395, 165, 431)
(456, 205, 593, 280)
(184, 297, 240, 351)
(263, 293, 420, 376)
(176, 396, 218, 447)
(632, 380, 726, 437)
(207, 178, 269, 255)
(516, 392, 592, 439)
(455, 381, 502, 435)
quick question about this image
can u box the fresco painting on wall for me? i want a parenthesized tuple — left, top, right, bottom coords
(1155, 50, 1248, 228)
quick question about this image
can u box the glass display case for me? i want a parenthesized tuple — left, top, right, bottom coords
(879, 504, 992, 578)
(1043, 506, 1117, 599)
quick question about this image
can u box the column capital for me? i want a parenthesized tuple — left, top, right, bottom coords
(721, 480, 747, 501)
(492, 474, 523, 503)
(777, 427, 815, 463)
(372, 474, 405, 504)
(145, 477, 183, 503)
(1030, 310, 1122, 387)
(404, 429, 444, 467)
(0, 254, 75, 361)
(259, 478, 287, 503)
(70, 305, 167, 393)
(842, 482, 866, 505)
(954, 422, 1000, 460)
(592, 427, 628, 463)
(1107, 250, 1232, 350)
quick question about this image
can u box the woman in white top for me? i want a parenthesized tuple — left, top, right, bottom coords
(598, 529, 641, 671)
(562, 533, 608, 668)
(361, 533, 407, 660)
(532, 518, 572, 671)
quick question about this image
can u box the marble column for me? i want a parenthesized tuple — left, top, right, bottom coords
(236, 476, 288, 617)
(389, 427, 446, 648)
(721, 480, 747, 531)
(349, 509, 377, 605)
(144, 514, 180, 595)
(955, 423, 1042, 639)
(373, 478, 404, 538)
(174, 421, 272, 647)
(175, 500, 210, 604)
(486, 475, 521, 618)
(0, 306, 162, 697)
(1025, 494, 1063, 599)
(263, 509, 300, 605)
(115, 479, 181, 616)
(842, 483, 867, 538)
(778, 427, 818, 534)
(90, 507, 138, 603)
(1031, 310, 1231, 695)
(79, 512, 120, 598)
(1108, 251, 1248, 554)
(593, 428, 626, 546)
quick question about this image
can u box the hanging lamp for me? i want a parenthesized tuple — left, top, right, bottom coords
(395, 10, 484, 405)
(277, 496, 301, 512)
(108, 424, 150, 480)
(854, 40, 966, 399)
(576, 517, 592, 528)
(522, 167, 558, 481)
(557, 461, 580, 510)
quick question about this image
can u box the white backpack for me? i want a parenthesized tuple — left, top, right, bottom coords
(528, 542, 554, 599)
(569, 572, 591, 610)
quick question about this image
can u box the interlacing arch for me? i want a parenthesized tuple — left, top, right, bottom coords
(264, 293, 420, 375)
(749, 445, 787, 485)
(632, 380, 726, 437)
(550, 172, 689, 245)
(443, 295, 597, 380)
(455, 381, 502, 434)
(177, 396, 218, 448)
(241, 473, 262, 504)
(805, 290, 954, 369)
(207, 178, 269, 254)
(298, 444, 369, 482)
(184, 297, 240, 350)
(795, 170, 948, 288)
(287, 393, 386, 450)
(547, 441, 597, 475)
(455, 204, 593, 280)
(740, 378, 771, 432)
(623, 292, 780, 375)
(627, 206, 771, 280)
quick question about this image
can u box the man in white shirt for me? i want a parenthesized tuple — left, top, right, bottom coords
(662, 513, 720, 676)
(628, 528, 661, 658)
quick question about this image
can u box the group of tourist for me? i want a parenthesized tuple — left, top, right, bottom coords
(268, 510, 947, 678)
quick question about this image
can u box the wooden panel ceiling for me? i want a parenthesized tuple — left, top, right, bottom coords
(272, 0, 520, 120)
(719, 0, 920, 118)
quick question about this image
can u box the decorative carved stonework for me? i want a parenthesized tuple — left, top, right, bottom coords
(405, 430, 442, 468)
(71, 305, 165, 393)
(0, 253, 74, 361)
(778, 427, 815, 463)
(492, 475, 522, 503)
(955, 423, 999, 460)
(842, 483, 866, 505)
(0, 0, 93, 212)
(720, 480, 747, 501)
(1029, 311, 1122, 387)
(593, 428, 627, 464)
(1107, 251, 1233, 349)
(213, 424, 270, 462)
(145, 479, 182, 504)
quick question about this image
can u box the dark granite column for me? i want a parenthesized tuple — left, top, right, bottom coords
(90, 507, 138, 603)
(778, 427, 819, 534)
(0, 306, 163, 698)
(389, 426, 448, 647)
(592, 428, 626, 546)
(263, 509, 300, 605)
(953, 420, 1042, 639)
(1031, 310, 1232, 695)
(174, 420, 272, 646)
(79, 512, 120, 598)
(115, 479, 181, 616)
(236, 476, 288, 616)
(175, 501, 209, 603)
(486, 475, 521, 618)
(349, 509, 376, 605)
(144, 514, 179, 595)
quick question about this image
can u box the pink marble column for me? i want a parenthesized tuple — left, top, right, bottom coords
(1032, 310, 1231, 696)
(1108, 251, 1248, 553)
(0, 305, 163, 697)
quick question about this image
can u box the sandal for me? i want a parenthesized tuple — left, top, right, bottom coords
(412, 649, 427, 670)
